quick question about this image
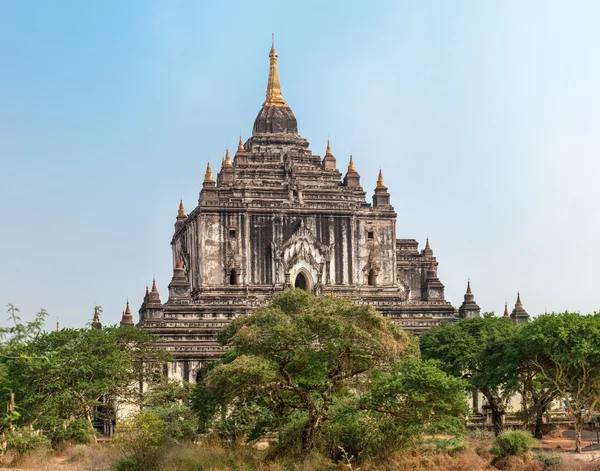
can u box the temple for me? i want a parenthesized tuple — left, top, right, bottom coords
(137, 40, 460, 382)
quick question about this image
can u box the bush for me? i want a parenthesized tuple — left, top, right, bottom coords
(114, 456, 140, 471)
(3, 428, 51, 455)
(112, 411, 167, 471)
(421, 437, 466, 456)
(49, 419, 95, 445)
(490, 431, 537, 458)
(151, 404, 198, 444)
(534, 451, 561, 469)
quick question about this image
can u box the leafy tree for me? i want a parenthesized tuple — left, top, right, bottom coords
(1, 325, 172, 438)
(420, 315, 516, 436)
(193, 289, 411, 455)
(360, 358, 469, 438)
(518, 312, 600, 452)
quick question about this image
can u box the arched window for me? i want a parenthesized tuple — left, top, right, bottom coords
(195, 369, 203, 384)
(229, 268, 238, 285)
(368, 269, 376, 286)
(294, 272, 308, 291)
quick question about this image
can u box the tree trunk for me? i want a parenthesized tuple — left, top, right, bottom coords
(574, 413, 583, 453)
(84, 406, 97, 443)
(301, 414, 317, 455)
(534, 409, 544, 439)
(491, 404, 504, 436)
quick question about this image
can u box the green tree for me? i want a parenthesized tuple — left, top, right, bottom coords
(518, 312, 600, 452)
(360, 358, 469, 439)
(193, 289, 411, 455)
(420, 315, 516, 436)
(1, 325, 171, 437)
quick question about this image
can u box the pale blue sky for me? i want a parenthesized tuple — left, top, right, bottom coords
(1, 1, 599, 328)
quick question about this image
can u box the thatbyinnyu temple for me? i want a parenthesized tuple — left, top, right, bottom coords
(128, 41, 529, 383)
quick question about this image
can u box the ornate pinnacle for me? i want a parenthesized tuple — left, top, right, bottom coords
(125, 300, 131, 315)
(466, 279, 472, 294)
(177, 199, 186, 218)
(176, 256, 182, 269)
(145, 285, 149, 296)
(263, 35, 287, 107)
(223, 148, 233, 168)
(204, 162, 214, 182)
(425, 237, 431, 251)
(348, 155, 357, 173)
(152, 278, 158, 292)
(516, 291, 523, 308)
(326, 140, 333, 156)
(237, 136, 244, 153)
(377, 169, 385, 188)
(504, 302, 510, 317)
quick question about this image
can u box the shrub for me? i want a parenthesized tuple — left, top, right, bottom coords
(421, 437, 466, 456)
(3, 428, 51, 455)
(151, 404, 198, 444)
(490, 431, 537, 458)
(49, 418, 95, 445)
(112, 411, 167, 471)
(534, 451, 561, 469)
(115, 456, 140, 471)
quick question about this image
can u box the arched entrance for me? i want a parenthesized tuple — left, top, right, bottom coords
(294, 272, 308, 291)
(368, 269, 376, 286)
(229, 268, 238, 285)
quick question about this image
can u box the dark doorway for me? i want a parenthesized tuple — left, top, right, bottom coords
(294, 272, 308, 291)
(229, 269, 238, 285)
(368, 269, 376, 286)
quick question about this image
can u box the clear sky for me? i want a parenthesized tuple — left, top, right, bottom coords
(1, 0, 599, 328)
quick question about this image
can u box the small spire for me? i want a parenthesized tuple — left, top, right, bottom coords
(204, 162, 214, 182)
(326, 140, 333, 156)
(125, 300, 131, 315)
(466, 279, 472, 294)
(152, 278, 158, 292)
(503, 301, 510, 318)
(264, 34, 287, 107)
(516, 291, 523, 308)
(377, 169, 385, 188)
(145, 285, 149, 296)
(425, 237, 431, 250)
(223, 148, 233, 168)
(56, 319, 60, 332)
(237, 136, 244, 153)
(176, 256, 182, 269)
(177, 199, 186, 218)
(429, 258, 436, 271)
(348, 155, 356, 173)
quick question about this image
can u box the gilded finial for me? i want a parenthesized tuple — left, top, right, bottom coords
(177, 199, 186, 218)
(263, 35, 287, 107)
(326, 140, 333, 156)
(377, 169, 385, 187)
(348, 155, 356, 173)
(223, 148, 233, 168)
(237, 136, 244, 153)
(204, 162, 214, 182)
(125, 300, 131, 315)
(152, 278, 158, 292)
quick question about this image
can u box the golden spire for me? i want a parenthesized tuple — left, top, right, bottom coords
(377, 169, 385, 187)
(204, 162, 214, 182)
(263, 34, 287, 107)
(237, 136, 244, 153)
(152, 278, 158, 292)
(325, 140, 333, 156)
(466, 279, 472, 294)
(125, 300, 131, 315)
(516, 291, 523, 308)
(504, 301, 510, 317)
(223, 148, 233, 168)
(348, 155, 356, 173)
(177, 199, 186, 218)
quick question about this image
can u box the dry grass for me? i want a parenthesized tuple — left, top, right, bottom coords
(4, 434, 600, 471)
